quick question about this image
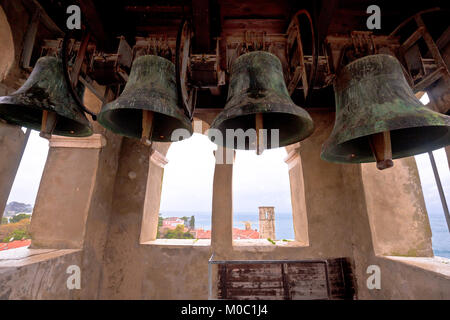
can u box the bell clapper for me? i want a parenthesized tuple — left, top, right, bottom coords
(141, 110, 154, 147)
(256, 113, 264, 155)
(369, 131, 394, 170)
(40, 110, 57, 140)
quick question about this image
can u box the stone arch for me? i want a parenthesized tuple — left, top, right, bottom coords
(0, 5, 15, 82)
(140, 119, 214, 243)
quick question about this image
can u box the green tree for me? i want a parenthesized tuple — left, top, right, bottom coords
(189, 216, 195, 230)
(2, 229, 30, 242)
(1, 217, 8, 225)
(10, 214, 31, 224)
(157, 214, 164, 238)
(181, 216, 189, 225)
(163, 225, 194, 239)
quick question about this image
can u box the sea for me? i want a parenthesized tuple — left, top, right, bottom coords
(161, 211, 450, 258)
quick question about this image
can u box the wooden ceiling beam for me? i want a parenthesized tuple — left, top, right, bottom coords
(124, 5, 189, 14)
(192, 0, 212, 52)
(78, 0, 108, 48)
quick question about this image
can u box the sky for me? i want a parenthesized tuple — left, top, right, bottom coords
(159, 133, 292, 213)
(6, 95, 450, 234)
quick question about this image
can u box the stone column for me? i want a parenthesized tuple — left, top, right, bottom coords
(29, 134, 107, 248)
(140, 143, 170, 243)
(361, 158, 433, 257)
(284, 144, 309, 245)
(211, 147, 235, 255)
(0, 123, 30, 220)
(29, 84, 110, 249)
(99, 138, 151, 299)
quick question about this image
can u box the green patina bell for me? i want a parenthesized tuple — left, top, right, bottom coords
(98, 55, 193, 143)
(209, 51, 314, 152)
(0, 56, 92, 137)
(321, 54, 450, 169)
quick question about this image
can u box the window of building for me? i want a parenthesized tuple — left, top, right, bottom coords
(1, 131, 48, 250)
(232, 148, 299, 245)
(414, 93, 450, 259)
(155, 132, 216, 244)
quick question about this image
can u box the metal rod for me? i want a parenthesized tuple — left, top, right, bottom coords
(428, 151, 450, 232)
(208, 257, 329, 265)
(208, 253, 214, 300)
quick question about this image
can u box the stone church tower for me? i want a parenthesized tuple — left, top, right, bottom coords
(259, 207, 276, 240)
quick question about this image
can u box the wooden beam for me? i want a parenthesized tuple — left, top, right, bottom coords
(22, 0, 64, 37)
(316, 0, 339, 45)
(124, 5, 188, 14)
(20, 8, 40, 69)
(192, 0, 211, 52)
(78, 0, 108, 48)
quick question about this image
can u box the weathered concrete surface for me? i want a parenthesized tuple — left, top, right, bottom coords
(29, 147, 101, 248)
(0, 123, 29, 220)
(0, 0, 31, 89)
(29, 87, 107, 249)
(211, 147, 234, 255)
(361, 158, 433, 257)
(0, 5, 14, 82)
(0, 248, 81, 300)
(284, 143, 309, 245)
(99, 138, 151, 299)
(140, 142, 170, 243)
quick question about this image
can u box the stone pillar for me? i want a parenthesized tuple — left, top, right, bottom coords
(29, 134, 107, 248)
(140, 143, 170, 243)
(29, 85, 109, 249)
(211, 147, 235, 255)
(99, 138, 151, 299)
(361, 158, 433, 257)
(284, 144, 309, 245)
(0, 123, 30, 220)
(298, 112, 371, 258)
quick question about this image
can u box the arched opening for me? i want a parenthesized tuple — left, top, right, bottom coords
(141, 120, 216, 244)
(414, 93, 450, 259)
(232, 146, 307, 245)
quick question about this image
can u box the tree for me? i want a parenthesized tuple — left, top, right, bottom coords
(163, 225, 194, 239)
(157, 214, 164, 238)
(2, 229, 30, 242)
(1, 217, 8, 225)
(10, 214, 31, 224)
(189, 216, 195, 230)
(181, 216, 189, 227)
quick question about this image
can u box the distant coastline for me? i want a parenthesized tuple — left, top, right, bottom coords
(161, 211, 450, 258)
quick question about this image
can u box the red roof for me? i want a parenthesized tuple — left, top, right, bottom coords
(232, 228, 260, 240)
(0, 239, 31, 251)
(191, 228, 260, 240)
(193, 229, 211, 239)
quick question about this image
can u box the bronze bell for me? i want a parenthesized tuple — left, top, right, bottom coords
(321, 54, 450, 170)
(209, 51, 314, 153)
(0, 56, 93, 138)
(98, 55, 193, 144)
